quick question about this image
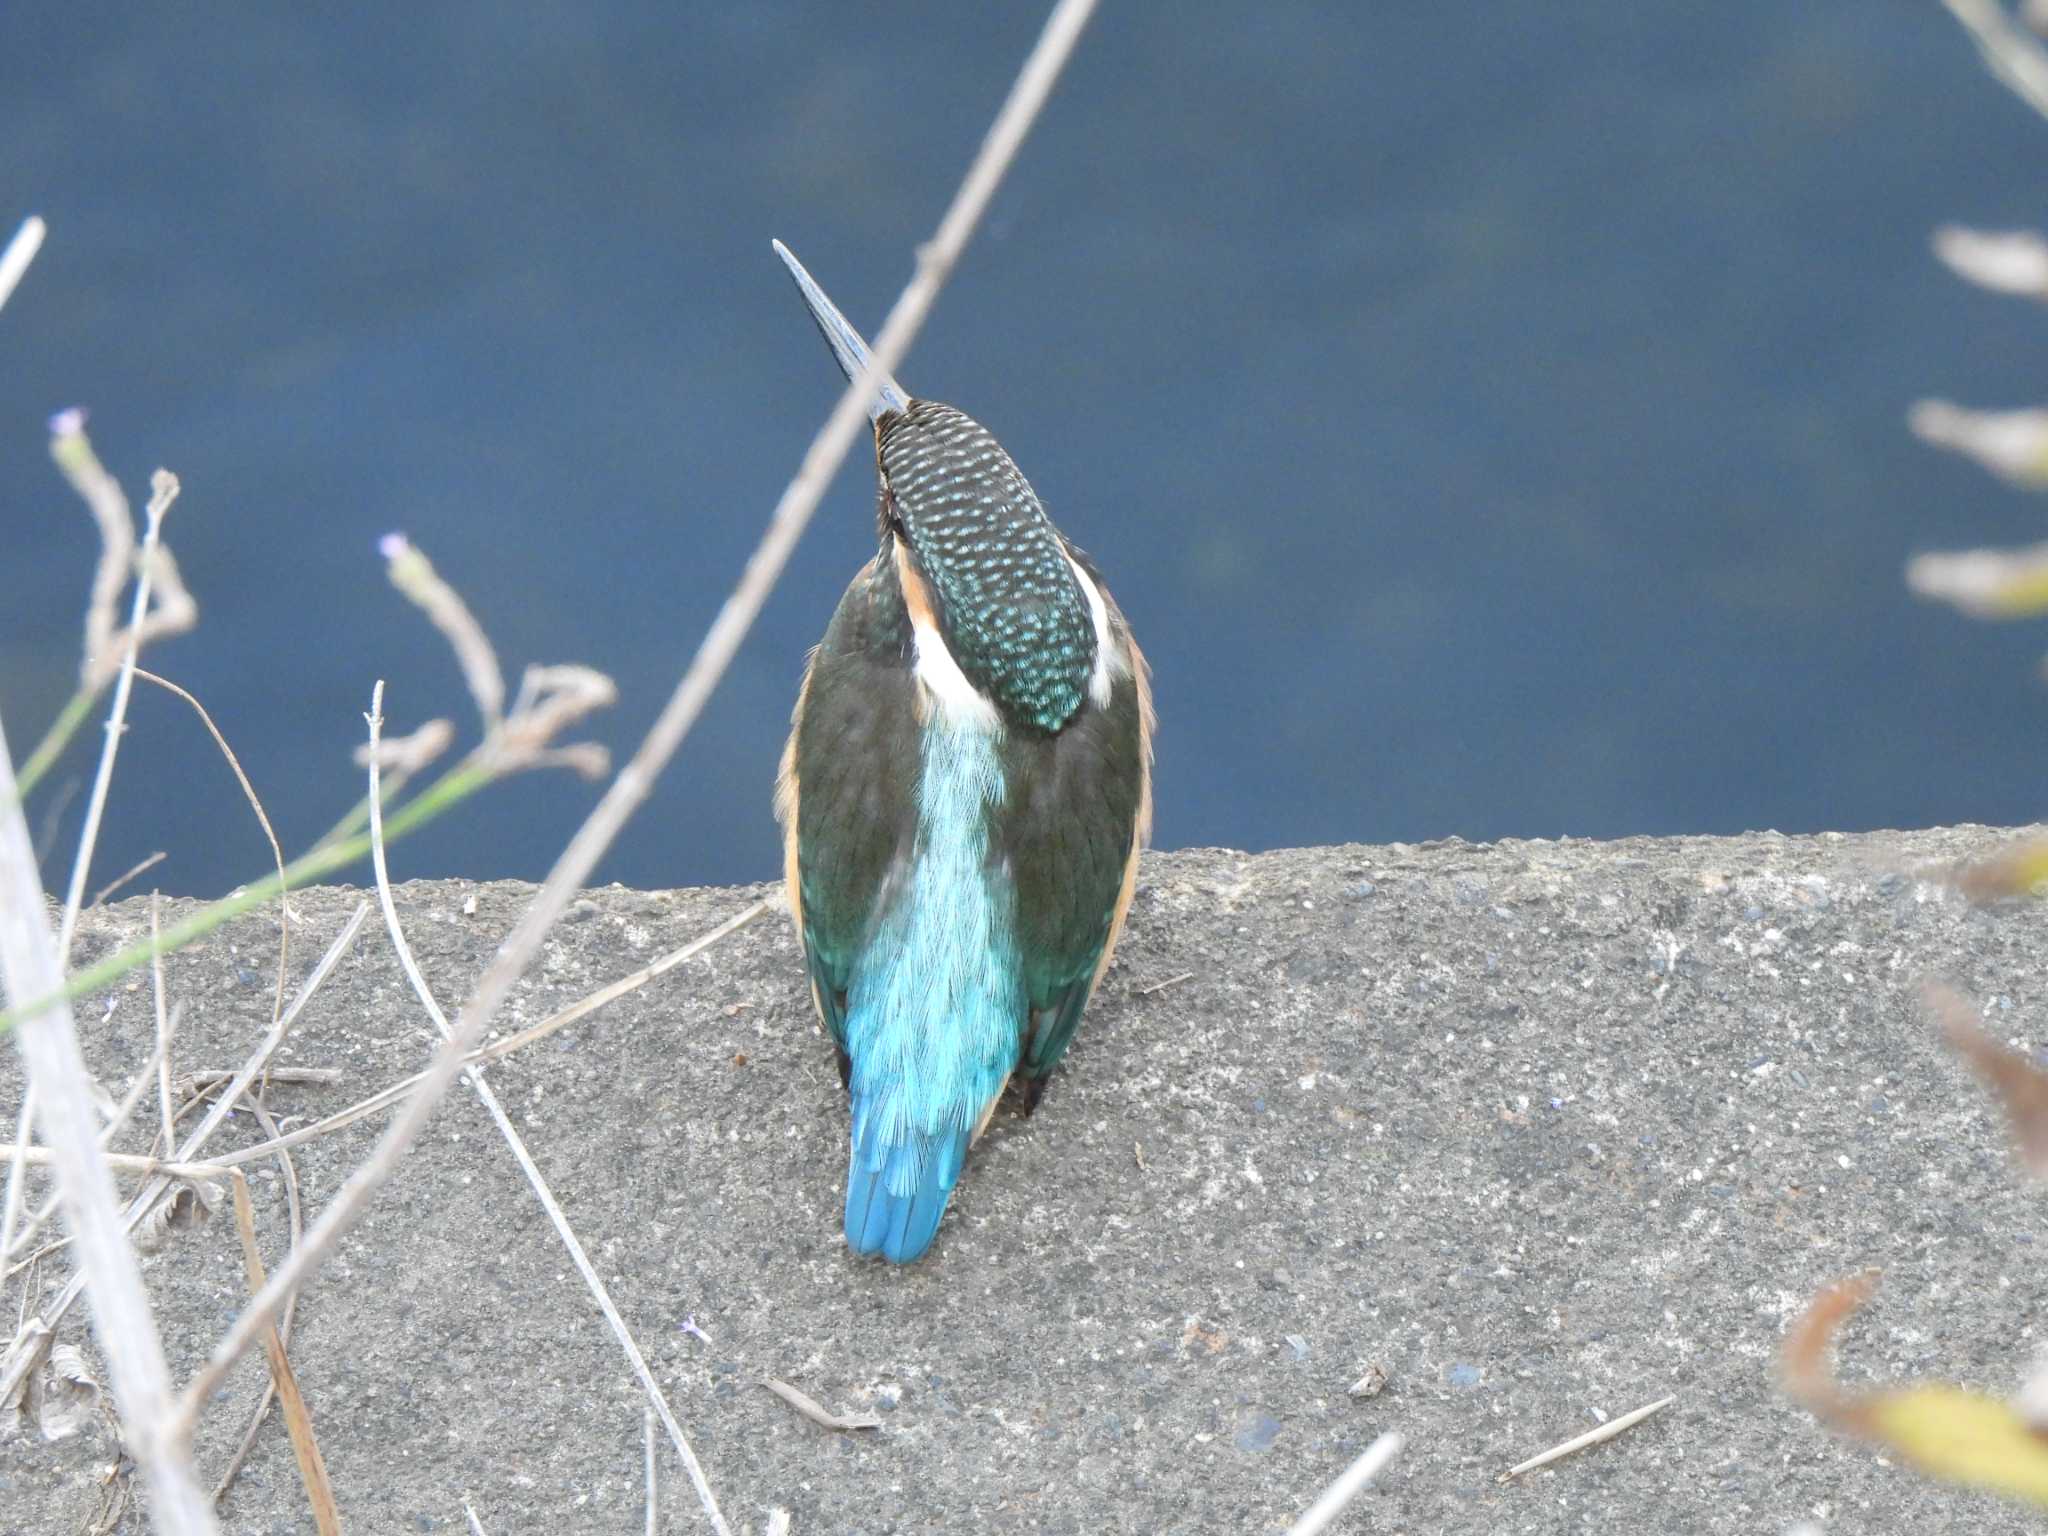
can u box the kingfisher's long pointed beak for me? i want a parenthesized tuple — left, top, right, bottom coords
(772, 239, 909, 422)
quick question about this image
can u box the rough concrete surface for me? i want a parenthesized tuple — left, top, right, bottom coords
(6, 827, 2048, 1533)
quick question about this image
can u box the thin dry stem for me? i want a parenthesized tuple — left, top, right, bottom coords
(152, 895, 176, 1155)
(643, 1404, 657, 1536)
(0, 1146, 234, 1180)
(172, 0, 1099, 1455)
(0, 701, 216, 1528)
(353, 717, 454, 777)
(176, 1068, 341, 1094)
(0, 215, 46, 314)
(1500, 1394, 1675, 1480)
(0, 908, 365, 1416)
(184, 897, 769, 1171)
(172, 910, 367, 1160)
(3, 1011, 179, 1276)
(1285, 1432, 1404, 1536)
(212, 1093, 305, 1504)
(761, 1378, 882, 1432)
(362, 683, 731, 1534)
(1945, 0, 2048, 119)
(225, 1168, 338, 1532)
(489, 664, 616, 778)
(380, 536, 505, 729)
(56, 469, 181, 967)
(89, 849, 166, 908)
(133, 668, 292, 1019)
(51, 441, 196, 694)
(0, 1091, 36, 1305)
(53, 414, 132, 691)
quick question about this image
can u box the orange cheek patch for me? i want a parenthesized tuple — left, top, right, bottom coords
(893, 541, 941, 725)
(893, 539, 938, 631)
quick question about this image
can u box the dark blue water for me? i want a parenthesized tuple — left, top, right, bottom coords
(5, 4, 2047, 898)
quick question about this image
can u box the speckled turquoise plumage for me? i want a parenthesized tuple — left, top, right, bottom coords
(773, 242, 1154, 1263)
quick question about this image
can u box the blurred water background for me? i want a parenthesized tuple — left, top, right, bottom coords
(5, 3, 2048, 898)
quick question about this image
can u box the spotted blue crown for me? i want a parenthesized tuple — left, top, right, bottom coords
(878, 400, 1096, 732)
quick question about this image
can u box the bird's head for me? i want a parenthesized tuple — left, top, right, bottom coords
(775, 241, 1101, 734)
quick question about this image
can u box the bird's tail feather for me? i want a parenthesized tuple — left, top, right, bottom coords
(844, 1099, 970, 1263)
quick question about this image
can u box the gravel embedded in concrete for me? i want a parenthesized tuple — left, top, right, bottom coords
(6, 825, 2048, 1532)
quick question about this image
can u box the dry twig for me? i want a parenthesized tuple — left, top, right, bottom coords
(176, 1068, 342, 1095)
(225, 1167, 338, 1531)
(133, 668, 293, 1019)
(1285, 1431, 1403, 1536)
(90, 850, 166, 909)
(1499, 1394, 1675, 1481)
(760, 1378, 882, 1432)
(212, 1091, 306, 1505)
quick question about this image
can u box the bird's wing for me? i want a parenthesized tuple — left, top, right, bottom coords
(778, 562, 921, 1054)
(1003, 620, 1154, 1085)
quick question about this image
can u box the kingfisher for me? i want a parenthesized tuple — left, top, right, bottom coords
(772, 241, 1154, 1264)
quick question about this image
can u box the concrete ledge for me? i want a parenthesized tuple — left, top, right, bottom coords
(6, 826, 2048, 1532)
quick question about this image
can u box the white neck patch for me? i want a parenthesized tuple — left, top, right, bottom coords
(911, 617, 1002, 733)
(893, 540, 1002, 733)
(1061, 548, 1126, 709)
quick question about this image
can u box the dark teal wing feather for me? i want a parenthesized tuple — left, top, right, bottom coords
(785, 554, 920, 1061)
(1000, 662, 1148, 1088)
